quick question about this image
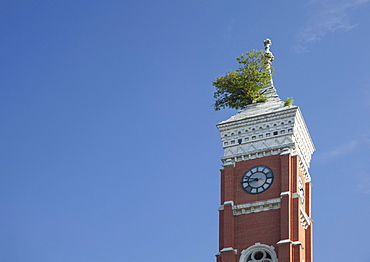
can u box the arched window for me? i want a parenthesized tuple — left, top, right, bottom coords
(239, 243, 277, 262)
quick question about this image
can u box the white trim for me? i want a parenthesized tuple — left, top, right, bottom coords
(222, 159, 235, 167)
(292, 192, 300, 198)
(217, 106, 315, 179)
(224, 200, 234, 206)
(280, 191, 291, 197)
(280, 147, 291, 155)
(218, 247, 237, 255)
(233, 198, 280, 216)
(218, 200, 235, 211)
(239, 243, 277, 262)
(277, 239, 304, 249)
(300, 206, 313, 229)
(277, 239, 292, 245)
(292, 241, 304, 249)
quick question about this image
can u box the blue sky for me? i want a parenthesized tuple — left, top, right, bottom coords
(1, 0, 370, 261)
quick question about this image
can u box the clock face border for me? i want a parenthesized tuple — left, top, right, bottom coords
(241, 165, 274, 195)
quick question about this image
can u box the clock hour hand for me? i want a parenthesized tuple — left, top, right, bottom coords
(246, 177, 259, 182)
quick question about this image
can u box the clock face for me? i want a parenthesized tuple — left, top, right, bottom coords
(241, 165, 274, 194)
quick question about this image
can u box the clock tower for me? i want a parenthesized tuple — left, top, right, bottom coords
(216, 40, 315, 262)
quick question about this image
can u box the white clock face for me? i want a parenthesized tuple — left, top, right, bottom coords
(241, 165, 274, 194)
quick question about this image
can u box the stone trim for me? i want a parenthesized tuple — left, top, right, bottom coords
(239, 243, 278, 262)
(232, 198, 280, 216)
(218, 200, 234, 211)
(224, 200, 234, 206)
(280, 191, 291, 197)
(276, 239, 292, 245)
(300, 206, 313, 229)
(217, 106, 315, 181)
(292, 193, 300, 198)
(277, 239, 304, 249)
(216, 247, 238, 256)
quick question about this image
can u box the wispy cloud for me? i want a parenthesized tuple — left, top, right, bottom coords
(356, 172, 370, 195)
(293, 0, 370, 52)
(315, 134, 370, 195)
(316, 134, 370, 161)
(317, 140, 359, 160)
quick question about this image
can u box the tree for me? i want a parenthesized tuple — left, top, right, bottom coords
(213, 49, 273, 111)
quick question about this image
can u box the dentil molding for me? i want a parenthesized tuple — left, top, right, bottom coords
(217, 106, 315, 182)
(232, 198, 281, 216)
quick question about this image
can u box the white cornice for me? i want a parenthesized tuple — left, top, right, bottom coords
(217, 106, 315, 181)
(232, 198, 281, 216)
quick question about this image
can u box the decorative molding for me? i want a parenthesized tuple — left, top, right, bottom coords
(224, 200, 234, 206)
(232, 198, 280, 216)
(222, 159, 234, 166)
(277, 239, 304, 249)
(277, 239, 292, 245)
(292, 241, 304, 249)
(292, 193, 300, 198)
(300, 206, 313, 229)
(218, 200, 234, 211)
(239, 243, 277, 262)
(216, 247, 238, 256)
(280, 147, 293, 155)
(217, 106, 315, 181)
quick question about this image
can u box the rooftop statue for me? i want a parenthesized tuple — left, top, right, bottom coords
(263, 38, 273, 56)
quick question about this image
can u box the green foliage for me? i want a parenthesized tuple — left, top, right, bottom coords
(213, 50, 273, 111)
(284, 97, 294, 106)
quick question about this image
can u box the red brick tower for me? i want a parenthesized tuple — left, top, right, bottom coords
(216, 40, 315, 262)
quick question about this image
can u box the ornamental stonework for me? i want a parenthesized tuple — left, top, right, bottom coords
(217, 106, 315, 182)
(232, 198, 281, 216)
